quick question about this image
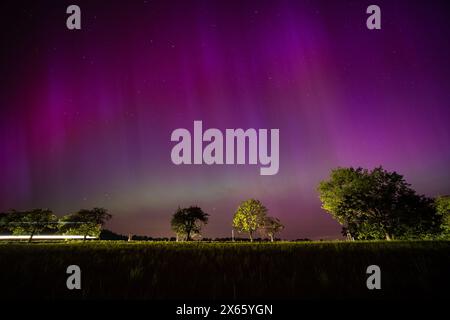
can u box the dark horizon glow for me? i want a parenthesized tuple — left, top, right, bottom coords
(1, 0, 450, 239)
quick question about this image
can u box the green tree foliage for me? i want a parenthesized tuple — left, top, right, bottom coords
(261, 216, 284, 242)
(59, 208, 112, 241)
(0, 209, 57, 242)
(170, 206, 209, 241)
(318, 167, 371, 239)
(436, 196, 450, 237)
(318, 166, 441, 240)
(233, 199, 267, 241)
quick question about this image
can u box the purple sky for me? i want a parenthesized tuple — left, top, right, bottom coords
(1, 0, 449, 239)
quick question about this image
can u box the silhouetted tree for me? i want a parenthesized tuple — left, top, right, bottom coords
(0, 212, 10, 234)
(233, 199, 267, 242)
(99, 229, 128, 240)
(170, 206, 209, 241)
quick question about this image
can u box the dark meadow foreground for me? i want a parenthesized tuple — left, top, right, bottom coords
(0, 241, 449, 300)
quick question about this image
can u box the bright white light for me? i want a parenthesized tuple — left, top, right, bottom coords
(0, 235, 96, 240)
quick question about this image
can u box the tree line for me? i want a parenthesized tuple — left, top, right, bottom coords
(0, 201, 284, 243)
(1, 166, 449, 242)
(170, 199, 284, 242)
(0, 208, 111, 242)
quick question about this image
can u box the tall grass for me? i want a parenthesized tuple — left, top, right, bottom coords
(0, 241, 448, 299)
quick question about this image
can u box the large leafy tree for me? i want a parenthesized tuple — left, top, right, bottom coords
(0, 209, 57, 242)
(261, 216, 284, 242)
(318, 167, 372, 239)
(233, 199, 267, 241)
(59, 207, 112, 241)
(170, 206, 209, 241)
(318, 166, 440, 240)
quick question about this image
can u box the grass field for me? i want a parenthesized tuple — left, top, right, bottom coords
(0, 241, 449, 300)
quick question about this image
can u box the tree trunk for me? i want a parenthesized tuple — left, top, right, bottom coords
(270, 234, 274, 242)
(28, 230, 35, 243)
(385, 233, 392, 241)
(186, 230, 191, 241)
(83, 234, 87, 242)
(249, 232, 253, 242)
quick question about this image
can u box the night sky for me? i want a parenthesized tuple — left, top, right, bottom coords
(1, 0, 449, 239)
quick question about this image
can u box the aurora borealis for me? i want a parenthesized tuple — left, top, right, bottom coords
(1, 0, 449, 239)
